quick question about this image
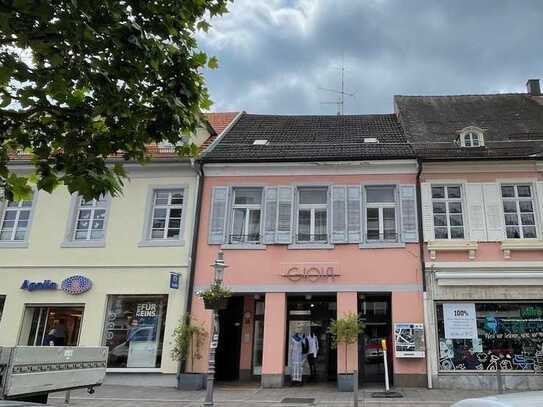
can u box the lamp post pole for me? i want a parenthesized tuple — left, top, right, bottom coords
(204, 251, 227, 407)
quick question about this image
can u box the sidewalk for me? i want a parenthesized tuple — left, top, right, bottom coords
(48, 384, 498, 407)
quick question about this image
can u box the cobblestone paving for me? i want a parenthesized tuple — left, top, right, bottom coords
(47, 384, 498, 407)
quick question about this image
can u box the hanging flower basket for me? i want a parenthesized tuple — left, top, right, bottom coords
(203, 297, 229, 310)
(198, 282, 232, 311)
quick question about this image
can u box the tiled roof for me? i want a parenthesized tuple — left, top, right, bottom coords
(203, 113, 414, 162)
(201, 112, 239, 150)
(395, 93, 543, 160)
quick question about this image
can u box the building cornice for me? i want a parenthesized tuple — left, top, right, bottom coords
(204, 159, 418, 177)
(422, 160, 542, 175)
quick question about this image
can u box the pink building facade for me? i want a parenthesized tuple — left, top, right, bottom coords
(187, 114, 427, 389)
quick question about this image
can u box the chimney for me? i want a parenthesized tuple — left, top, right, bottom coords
(526, 79, 541, 96)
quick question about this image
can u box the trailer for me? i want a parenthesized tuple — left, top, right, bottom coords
(0, 346, 108, 404)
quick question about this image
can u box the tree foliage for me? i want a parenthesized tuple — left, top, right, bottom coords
(0, 0, 229, 201)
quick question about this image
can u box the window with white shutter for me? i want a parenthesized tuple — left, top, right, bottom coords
(347, 186, 362, 243)
(364, 185, 398, 242)
(331, 186, 347, 243)
(209, 187, 229, 244)
(229, 188, 263, 244)
(399, 184, 418, 242)
(501, 184, 537, 239)
(431, 185, 464, 239)
(276, 186, 294, 243)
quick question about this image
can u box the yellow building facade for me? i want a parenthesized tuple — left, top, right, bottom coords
(0, 160, 200, 384)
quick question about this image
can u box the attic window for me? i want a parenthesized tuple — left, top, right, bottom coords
(363, 137, 379, 143)
(458, 127, 485, 148)
(253, 139, 269, 145)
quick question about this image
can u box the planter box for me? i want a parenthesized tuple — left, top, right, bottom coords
(177, 373, 206, 390)
(203, 297, 228, 310)
(337, 373, 355, 392)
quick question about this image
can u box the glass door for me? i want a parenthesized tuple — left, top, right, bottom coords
(252, 300, 265, 375)
(19, 306, 84, 346)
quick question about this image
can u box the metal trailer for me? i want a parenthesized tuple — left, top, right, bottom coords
(0, 346, 108, 404)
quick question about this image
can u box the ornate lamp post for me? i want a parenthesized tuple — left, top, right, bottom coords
(203, 251, 228, 407)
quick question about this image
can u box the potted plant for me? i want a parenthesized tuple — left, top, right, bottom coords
(328, 312, 364, 392)
(172, 314, 208, 390)
(198, 282, 232, 310)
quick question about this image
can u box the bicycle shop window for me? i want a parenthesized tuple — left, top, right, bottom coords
(436, 302, 543, 371)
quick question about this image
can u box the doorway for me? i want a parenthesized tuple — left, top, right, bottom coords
(19, 305, 84, 346)
(215, 296, 244, 381)
(287, 295, 337, 383)
(358, 294, 392, 385)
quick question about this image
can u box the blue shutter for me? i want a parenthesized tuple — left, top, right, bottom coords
(209, 186, 229, 244)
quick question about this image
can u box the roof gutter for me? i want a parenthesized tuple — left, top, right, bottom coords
(415, 158, 426, 293)
(177, 158, 205, 379)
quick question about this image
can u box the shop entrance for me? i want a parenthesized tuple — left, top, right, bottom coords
(215, 296, 244, 381)
(287, 295, 337, 383)
(19, 305, 84, 346)
(358, 294, 392, 385)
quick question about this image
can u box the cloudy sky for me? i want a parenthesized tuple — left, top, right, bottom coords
(199, 0, 543, 115)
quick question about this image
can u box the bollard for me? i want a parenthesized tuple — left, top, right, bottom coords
(64, 390, 70, 404)
(496, 363, 504, 394)
(353, 369, 359, 407)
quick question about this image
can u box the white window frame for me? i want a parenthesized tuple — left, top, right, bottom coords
(139, 185, 187, 247)
(501, 183, 538, 240)
(296, 187, 329, 244)
(229, 187, 263, 244)
(431, 184, 465, 240)
(0, 191, 37, 248)
(72, 196, 109, 241)
(364, 185, 398, 242)
(62, 193, 111, 248)
(459, 127, 485, 147)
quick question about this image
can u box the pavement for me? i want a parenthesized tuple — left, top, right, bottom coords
(47, 384, 499, 407)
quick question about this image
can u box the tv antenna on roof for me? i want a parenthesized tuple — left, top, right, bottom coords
(319, 55, 356, 115)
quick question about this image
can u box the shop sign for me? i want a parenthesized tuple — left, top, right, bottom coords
(281, 263, 340, 282)
(20, 279, 58, 292)
(394, 323, 425, 358)
(20, 275, 92, 295)
(443, 303, 478, 339)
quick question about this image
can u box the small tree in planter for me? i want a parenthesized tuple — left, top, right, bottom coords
(198, 282, 232, 310)
(328, 312, 364, 391)
(172, 314, 208, 390)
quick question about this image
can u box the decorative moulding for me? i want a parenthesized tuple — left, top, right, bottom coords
(427, 240, 478, 260)
(500, 240, 543, 259)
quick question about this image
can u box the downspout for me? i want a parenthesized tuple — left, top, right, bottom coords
(416, 159, 432, 389)
(177, 158, 205, 380)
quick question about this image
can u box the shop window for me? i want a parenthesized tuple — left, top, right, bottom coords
(431, 185, 464, 239)
(229, 188, 263, 244)
(102, 295, 168, 369)
(297, 187, 328, 243)
(0, 194, 34, 242)
(436, 302, 543, 371)
(501, 184, 537, 239)
(365, 186, 397, 242)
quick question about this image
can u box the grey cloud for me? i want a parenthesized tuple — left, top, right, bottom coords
(199, 0, 543, 115)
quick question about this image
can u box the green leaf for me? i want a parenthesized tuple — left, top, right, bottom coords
(207, 56, 219, 69)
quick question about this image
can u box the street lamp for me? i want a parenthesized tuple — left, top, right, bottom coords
(204, 250, 228, 407)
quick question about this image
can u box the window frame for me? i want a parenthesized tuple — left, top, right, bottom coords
(364, 185, 399, 243)
(500, 183, 538, 240)
(228, 187, 263, 244)
(459, 127, 485, 148)
(62, 193, 112, 248)
(431, 184, 466, 240)
(139, 185, 187, 247)
(295, 186, 329, 244)
(0, 190, 38, 248)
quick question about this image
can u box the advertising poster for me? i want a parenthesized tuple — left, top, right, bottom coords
(394, 323, 425, 358)
(443, 303, 478, 339)
(127, 302, 161, 367)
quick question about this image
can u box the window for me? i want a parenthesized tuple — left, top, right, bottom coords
(432, 185, 464, 239)
(230, 188, 263, 244)
(459, 127, 484, 147)
(436, 302, 543, 371)
(297, 187, 328, 243)
(149, 189, 184, 240)
(0, 195, 33, 242)
(501, 184, 537, 239)
(72, 196, 108, 241)
(0, 296, 4, 324)
(365, 186, 397, 241)
(102, 295, 168, 368)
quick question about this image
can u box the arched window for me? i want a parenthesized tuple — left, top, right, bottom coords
(458, 127, 485, 147)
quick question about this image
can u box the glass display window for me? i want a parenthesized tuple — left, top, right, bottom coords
(103, 295, 168, 368)
(436, 302, 543, 372)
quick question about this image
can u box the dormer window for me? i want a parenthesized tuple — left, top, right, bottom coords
(458, 126, 485, 147)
